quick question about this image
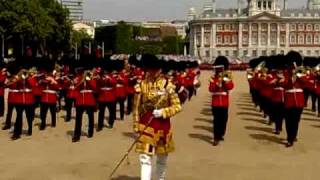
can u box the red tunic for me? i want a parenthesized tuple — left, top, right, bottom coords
(97, 74, 117, 103)
(283, 75, 305, 109)
(209, 76, 234, 107)
(75, 78, 97, 107)
(39, 76, 60, 104)
(16, 77, 37, 105)
(0, 71, 7, 97)
(115, 72, 128, 99)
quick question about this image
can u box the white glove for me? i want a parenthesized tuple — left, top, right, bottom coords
(85, 76, 91, 81)
(152, 109, 163, 118)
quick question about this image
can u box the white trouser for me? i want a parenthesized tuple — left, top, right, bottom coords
(139, 153, 168, 180)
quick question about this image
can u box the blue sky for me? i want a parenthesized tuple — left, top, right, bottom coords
(84, 0, 307, 21)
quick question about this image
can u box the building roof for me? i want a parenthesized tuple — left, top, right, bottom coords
(198, 8, 320, 19)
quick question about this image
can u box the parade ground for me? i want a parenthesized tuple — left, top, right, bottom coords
(1, 71, 320, 180)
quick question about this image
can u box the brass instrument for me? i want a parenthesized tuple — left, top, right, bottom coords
(247, 69, 254, 80)
(293, 66, 306, 79)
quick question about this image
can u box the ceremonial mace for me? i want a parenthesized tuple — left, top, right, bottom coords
(108, 115, 154, 179)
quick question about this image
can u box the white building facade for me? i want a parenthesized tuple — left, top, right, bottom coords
(189, 0, 320, 61)
(59, 0, 83, 22)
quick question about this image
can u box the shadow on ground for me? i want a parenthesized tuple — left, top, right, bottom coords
(249, 133, 285, 145)
(194, 118, 212, 124)
(111, 175, 140, 180)
(189, 133, 212, 145)
(245, 126, 273, 134)
(194, 125, 212, 133)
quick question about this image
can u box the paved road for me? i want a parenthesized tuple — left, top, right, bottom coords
(1, 71, 320, 180)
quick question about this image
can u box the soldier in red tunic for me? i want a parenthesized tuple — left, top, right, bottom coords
(38, 60, 61, 130)
(283, 51, 306, 147)
(114, 60, 128, 120)
(11, 64, 37, 140)
(72, 59, 98, 142)
(3, 61, 20, 130)
(97, 59, 117, 130)
(0, 61, 7, 118)
(209, 56, 234, 146)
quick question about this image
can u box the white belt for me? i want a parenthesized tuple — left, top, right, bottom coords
(116, 84, 124, 87)
(80, 90, 93, 93)
(101, 87, 113, 91)
(43, 90, 57, 94)
(286, 89, 303, 93)
(274, 87, 284, 90)
(212, 92, 227, 96)
(8, 89, 19, 93)
(20, 89, 32, 93)
(69, 86, 75, 90)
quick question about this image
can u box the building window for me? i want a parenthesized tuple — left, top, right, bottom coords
(290, 24, 296, 31)
(252, 50, 257, 57)
(225, 50, 229, 56)
(306, 34, 313, 44)
(280, 34, 286, 44)
(298, 24, 304, 31)
(263, 1, 267, 9)
(205, 34, 210, 46)
(217, 35, 223, 44)
(258, 1, 262, 10)
(271, 50, 276, 55)
(268, 1, 272, 9)
(232, 35, 238, 44)
(224, 35, 231, 44)
(252, 33, 258, 45)
(307, 24, 313, 31)
(217, 51, 221, 56)
(244, 50, 248, 56)
(290, 34, 296, 44)
(314, 34, 319, 44)
(252, 24, 258, 31)
(225, 24, 230, 31)
(315, 24, 320, 31)
(261, 33, 267, 46)
(243, 24, 249, 31)
(298, 34, 304, 44)
(307, 50, 311, 56)
(242, 34, 249, 45)
(316, 50, 320, 56)
(262, 50, 267, 56)
(280, 24, 286, 31)
(217, 24, 223, 31)
(280, 50, 285, 55)
(206, 50, 210, 57)
(233, 50, 238, 57)
(299, 50, 303, 55)
(271, 24, 277, 31)
(205, 25, 211, 32)
(271, 33, 277, 45)
(261, 24, 268, 31)
(196, 35, 201, 46)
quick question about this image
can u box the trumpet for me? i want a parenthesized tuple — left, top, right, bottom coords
(83, 70, 93, 81)
(219, 70, 232, 82)
(293, 66, 306, 79)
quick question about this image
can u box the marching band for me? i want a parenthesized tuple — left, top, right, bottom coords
(0, 54, 201, 143)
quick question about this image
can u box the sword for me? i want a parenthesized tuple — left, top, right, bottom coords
(108, 115, 154, 179)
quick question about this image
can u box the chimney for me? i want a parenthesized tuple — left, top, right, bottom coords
(238, 0, 241, 15)
(212, 0, 216, 14)
(284, 0, 288, 10)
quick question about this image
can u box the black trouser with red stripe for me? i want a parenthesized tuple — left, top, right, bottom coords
(3, 103, 16, 128)
(284, 108, 303, 144)
(13, 105, 34, 137)
(270, 102, 285, 132)
(65, 98, 75, 122)
(116, 97, 126, 120)
(74, 106, 95, 139)
(126, 93, 134, 115)
(212, 107, 229, 141)
(0, 96, 4, 117)
(98, 102, 116, 128)
(40, 103, 57, 129)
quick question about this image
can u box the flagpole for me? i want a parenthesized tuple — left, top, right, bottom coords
(102, 42, 105, 58)
(89, 41, 91, 54)
(1, 35, 4, 58)
(75, 43, 78, 60)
